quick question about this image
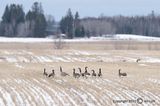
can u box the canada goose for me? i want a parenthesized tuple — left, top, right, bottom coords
(136, 58, 141, 63)
(92, 70, 96, 77)
(48, 70, 55, 77)
(98, 68, 102, 77)
(118, 69, 127, 77)
(73, 68, 80, 78)
(84, 66, 90, 76)
(43, 68, 48, 77)
(78, 68, 86, 78)
(122, 60, 126, 62)
(60, 66, 69, 76)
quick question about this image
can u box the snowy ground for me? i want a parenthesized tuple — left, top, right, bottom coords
(0, 34, 160, 43)
(114, 34, 160, 41)
(0, 38, 159, 106)
(0, 50, 160, 63)
(0, 75, 159, 106)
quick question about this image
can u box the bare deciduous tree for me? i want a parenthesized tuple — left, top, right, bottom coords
(54, 33, 67, 49)
(80, 18, 116, 37)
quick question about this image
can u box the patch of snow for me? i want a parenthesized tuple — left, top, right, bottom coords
(71, 88, 95, 106)
(39, 56, 53, 62)
(68, 50, 108, 56)
(0, 86, 15, 106)
(0, 34, 159, 43)
(51, 56, 70, 62)
(74, 51, 90, 56)
(14, 79, 37, 106)
(22, 50, 33, 55)
(63, 56, 74, 62)
(139, 64, 148, 66)
(115, 34, 160, 41)
(40, 79, 66, 105)
(21, 79, 45, 105)
(5, 56, 17, 62)
(10, 87, 24, 105)
(143, 90, 160, 105)
(15, 63, 24, 69)
(0, 37, 53, 43)
(141, 57, 160, 63)
(148, 78, 160, 85)
(0, 88, 6, 106)
(3, 51, 10, 55)
(33, 79, 56, 105)
(17, 56, 29, 63)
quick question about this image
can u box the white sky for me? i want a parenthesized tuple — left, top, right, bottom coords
(0, 0, 160, 21)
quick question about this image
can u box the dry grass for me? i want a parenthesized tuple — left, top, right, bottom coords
(0, 40, 159, 106)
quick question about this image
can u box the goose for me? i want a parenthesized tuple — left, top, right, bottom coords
(48, 70, 55, 77)
(60, 66, 69, 76)
(73, 68, 80, 78)
(43, 68, 48, 77)
(118, 69, 127, 77)
(84, 66, 90, 76)
(136, 58, 141, 63)
(98, 68, 102, 77)
(78, 68, 85, 78)
(91, 70, 96, 77)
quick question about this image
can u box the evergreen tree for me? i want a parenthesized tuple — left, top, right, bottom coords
(34, 13, 46, 37)
(1, 4, 25, 37)
(75, 28, 81, 37)
(60, 17, 66, 34)
(60, 8, 74, 39)
(81, 26, 85, 37)
(0, 22, 5, 36)
(74, 11, 80, 37)
(74, 11, 85, 37)
(26, 10, 35, 37)
(66, 8, 74, 39)
(2, 5, 10, 23)
(26, 2, 47, 37)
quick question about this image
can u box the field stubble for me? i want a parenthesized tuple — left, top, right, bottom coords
(0, 41, 159, 106)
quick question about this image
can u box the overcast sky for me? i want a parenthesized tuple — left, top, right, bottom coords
(0, 0, 160, 21)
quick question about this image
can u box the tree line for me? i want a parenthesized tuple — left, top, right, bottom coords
(0, 2, 46, 37)
(60, 9, 85, 39)
(80, 11, 160, 37)
(0, 2, 160, 38)
(60, 10, 160, 38)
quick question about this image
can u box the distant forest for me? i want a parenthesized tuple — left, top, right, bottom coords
(0, 2, 160, 38)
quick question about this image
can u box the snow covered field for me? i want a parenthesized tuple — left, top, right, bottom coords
(0, 34, 160, 43)
(1, 50, 160, 63)
(0, 76, 159, 106)
(0, 37, 159, 106)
